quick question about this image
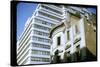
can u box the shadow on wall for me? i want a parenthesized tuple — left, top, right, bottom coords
(51, 47, 97, 64)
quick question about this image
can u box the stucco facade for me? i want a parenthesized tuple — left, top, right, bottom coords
(49, 12, 96, 63)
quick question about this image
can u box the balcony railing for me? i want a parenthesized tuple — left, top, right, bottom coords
(34, 16, 58, 25)
(39, 6, 62, 18)
(74, 37, 81, 44)
(65, 44, 71, 50)
(42, 4, 62, 12)
(37, 11, 62, 22)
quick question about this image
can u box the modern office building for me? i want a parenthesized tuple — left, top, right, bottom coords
(49, 8, 96, 63)
(17, 4, 63, 65)
(17, 3, 96, 65)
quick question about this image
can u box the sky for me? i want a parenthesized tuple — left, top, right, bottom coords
(87, 7, 96, 14)
(17, 3, 37, 40)
(17, 3, 96, 40)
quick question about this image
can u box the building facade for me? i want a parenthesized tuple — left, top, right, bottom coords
(17, 3, 96, 65)
(49, 10, 96, 63)
(17, 4, 63, 65)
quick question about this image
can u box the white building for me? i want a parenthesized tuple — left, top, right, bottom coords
(17, 4, 63, 65)
(49, 9, 96, 63)
(17, 3, 95, 65)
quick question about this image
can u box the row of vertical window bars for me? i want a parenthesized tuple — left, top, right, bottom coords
(31, 57, 50, 62)
(33, 30, 49, 37)
(38, 11, 62, 22)
(39, 5, 62, 18)
(31, 49, 50, 55)
(32, 36, 50, 43)
(34, 24, 51, 31)
(32, 42, 50, 49)
(34, 18, 55, 27)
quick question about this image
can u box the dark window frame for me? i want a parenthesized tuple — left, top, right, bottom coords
(67, 30, 70, 41)
(57, 36, 61, 46)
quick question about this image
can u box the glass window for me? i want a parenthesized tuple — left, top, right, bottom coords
(57, 36, 61, 46)
(42, 5, 62, 15)
(67, 30, 70, 41)
(32, 36, 50, 43)
(39, 11, 62, 21)
(75, 24, 80, 34)
(35, 18, 54, 27)
(31, 50, 50, 55)
(76, 45, 81, 61)
(34, 24, 50, 31)
(32, 43, 50, 49)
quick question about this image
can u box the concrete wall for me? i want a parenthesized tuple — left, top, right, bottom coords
(84, 18, 97, 61)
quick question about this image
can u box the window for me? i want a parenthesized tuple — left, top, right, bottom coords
(34, 24, 50, 31)
(34, 18, 55, 27)
(57, 36, 61, 46)
(76, 45, 80, 53)
(42, 5, 62, 15)
(31, 50, 50, 55)
(67, 31, 70, 40)
(38, 11, 62, 21)
(32, 42, 50, 49)
(75, 24, 80, 34)
(32, 36, 50, 43)
(34, 30, 49, 36)
(74, 38, 81, 44)
(31, 57, 49, 62)
(65, 44, 71, 50)
(76, 45, 81, 61)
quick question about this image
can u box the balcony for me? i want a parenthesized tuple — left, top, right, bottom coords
(42, 4, 62, 12)
(31, 54, 50, 58)
(32, 39, 51, 46)
(33, 27, 49, 33)
(37, 11, 62, 22)
(65, 44, 71, 50)
(31, 47, 50, 52)
(34, 16, 58, 25)
(32, 34, 50, 40)
(34, 21, 52, 29)
(37, 13, 59, 23)
(39, 6, 62, 18)
(74, 37, 81, 44)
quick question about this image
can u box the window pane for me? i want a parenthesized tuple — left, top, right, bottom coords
(75, 24, 80, 34)
(57, 36, 60, 46)
(67, 31, 70, 40)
